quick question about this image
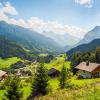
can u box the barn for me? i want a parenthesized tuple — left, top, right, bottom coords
(48, 68, 60, 77)
(76, 62, 100, 79)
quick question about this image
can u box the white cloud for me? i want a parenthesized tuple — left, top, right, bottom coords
(2, 2, 18, 15)
(0, 2, 18, 22)
(9, 18, 28, 28)
(27, 17, 87, 38)
(0, 2, 87, 38)
(74, 0, 93, 8)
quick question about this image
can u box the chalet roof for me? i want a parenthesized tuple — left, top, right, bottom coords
(76, 62, 100, 72)
(48, 68, 60, 75)
(0, 70, 7, 77)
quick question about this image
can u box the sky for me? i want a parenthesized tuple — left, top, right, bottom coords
(0, 0, 100, 38)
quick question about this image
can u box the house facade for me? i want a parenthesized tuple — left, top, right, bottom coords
(76, 62, 100, 79)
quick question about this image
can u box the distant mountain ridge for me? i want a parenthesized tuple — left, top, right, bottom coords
(42, 31, 80, 46)
(0, 21, 61, 55)
(78, 26, 100, 45)
(67, 39, 100, 56)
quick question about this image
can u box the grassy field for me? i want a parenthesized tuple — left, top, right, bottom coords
(44, 54, 71, 71)
(71, 77, 100, 87)
(35, 83, 100, 100)
(0, 57, 21, 69)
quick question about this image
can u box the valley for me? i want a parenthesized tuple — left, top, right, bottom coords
(0, 0, 100, 99)
(0, 22, 100, 100)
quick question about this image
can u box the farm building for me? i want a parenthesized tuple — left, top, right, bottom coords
(76, 62, 100, 79)
(48, 68, 60, 77)
(0, 70, 8, 81)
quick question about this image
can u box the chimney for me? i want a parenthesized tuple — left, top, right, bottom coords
(86, 61, 89, 66)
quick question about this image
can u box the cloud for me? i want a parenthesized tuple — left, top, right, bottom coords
(27, 17, 87, 38)
(0, 2, 87, 38)
(74, 0, 93, 8)
(0, 2, 18, 22)
(2, 2, 18, 15)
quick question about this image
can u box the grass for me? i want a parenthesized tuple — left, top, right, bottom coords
(35, 83, 100, 100)
(44, 54, 71, 71)
(21, 79, 31, 100)
(39, 53, 48, 57)
(0, 90, 5, 100)
(71, 77, 100, 87)
(0, 57, 22, 69)
(49, 78, 59, 91)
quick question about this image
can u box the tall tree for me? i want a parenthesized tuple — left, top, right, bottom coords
(30, 62, 49, 99)
(70, 52, 81, 74)
(95, 47, 100, 63)
(59, 64, 67, 89)
(4, 76, 22, 100)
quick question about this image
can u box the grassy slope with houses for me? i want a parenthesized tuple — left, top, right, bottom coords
(0, 54, 100, 99)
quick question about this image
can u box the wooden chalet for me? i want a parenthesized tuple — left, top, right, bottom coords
(76, 62, 100, 78)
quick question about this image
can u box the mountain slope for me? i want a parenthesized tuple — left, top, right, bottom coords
(78, 26, 100, 45)
(0, 36, 26, 58)
(43, 31, 80, 46)
(67, 39, 100, 56)
(0, 21, 61, 54)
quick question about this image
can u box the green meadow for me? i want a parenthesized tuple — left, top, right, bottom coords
(44, 55, 70, 71)
(0, 57, 21, 69)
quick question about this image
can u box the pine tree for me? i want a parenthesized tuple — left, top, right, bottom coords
(4, 76, 22, 100)
(30, 62, 49, 98)
(95, 47, 100, 63)
(59, 64, 67, 89)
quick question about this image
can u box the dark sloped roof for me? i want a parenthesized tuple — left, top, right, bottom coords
(76, 62, 100, 72)
(48, 68, 60, 74)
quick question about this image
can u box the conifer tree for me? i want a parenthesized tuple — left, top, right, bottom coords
(30, 62, 49, 98)
(95, 47, 100, 63)
(59, 64, 67, 89)
(4, 76, 22, 100)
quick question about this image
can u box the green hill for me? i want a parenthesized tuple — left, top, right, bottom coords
(0, 36, 26, 58)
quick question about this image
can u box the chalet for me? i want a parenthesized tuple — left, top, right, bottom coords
(0, 70, 8, 81)
(48, 68, 60, 77)
(76, 62, 100, 79)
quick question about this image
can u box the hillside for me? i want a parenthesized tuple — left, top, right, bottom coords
(0, 36, 26, 58)
(67, 39, 100, 56)
(43, 31, 80, 46)
(0, 57, 21, 69)
(78, 26, 100, 45)
(0, 21, 61, 54)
